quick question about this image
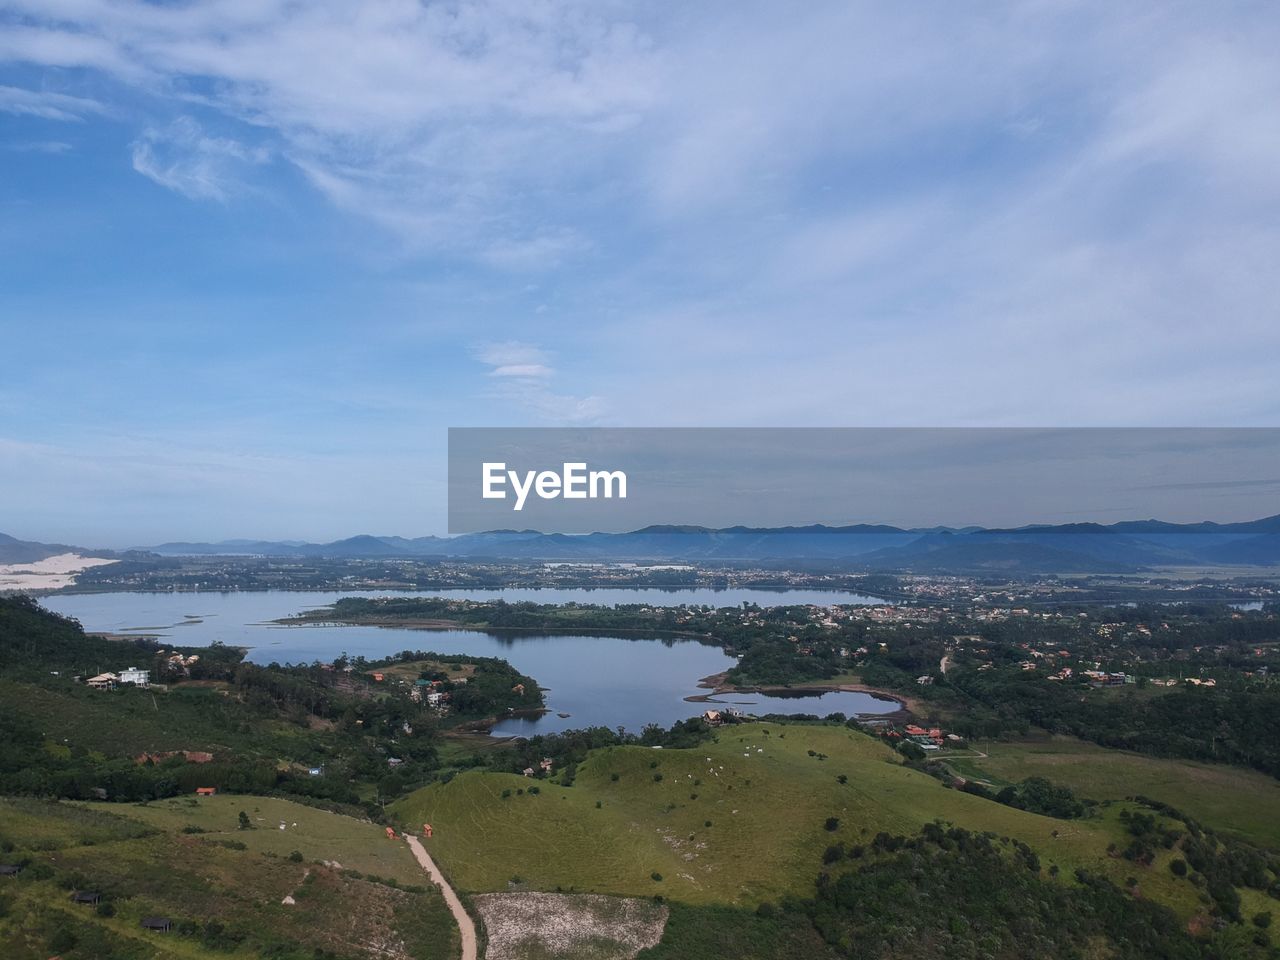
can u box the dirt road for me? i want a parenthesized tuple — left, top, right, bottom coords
(405, 833, 478, 960)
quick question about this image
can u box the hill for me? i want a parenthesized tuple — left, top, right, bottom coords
(0, 794, 457, 960)
(391, 722, 1196, 912)
(0, 532, 117, 565)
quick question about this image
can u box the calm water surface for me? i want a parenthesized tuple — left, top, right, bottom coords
(45, 589, 898, 736)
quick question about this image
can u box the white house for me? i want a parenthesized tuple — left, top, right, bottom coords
(119, 667, 150, 687)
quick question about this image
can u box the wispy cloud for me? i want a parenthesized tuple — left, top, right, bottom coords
(473, 340, 603, 422)
(6, 139, 74, 153)
(0, 84, 105, 121)
(130, 117, 270, 201)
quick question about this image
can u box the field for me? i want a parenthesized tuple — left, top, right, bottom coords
(948, 734, 1280, 850)
(0, 795, 458, 960)
(392, 722, 1198, 915)
(378, 658, 479, 684)
(105, 793, 427, 884)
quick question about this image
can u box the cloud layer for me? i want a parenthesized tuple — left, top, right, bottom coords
(2, 1, 1280, 538)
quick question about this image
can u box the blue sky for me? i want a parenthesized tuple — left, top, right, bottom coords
(2, 1, 1279, 545)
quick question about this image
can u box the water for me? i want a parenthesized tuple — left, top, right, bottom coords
(44, 590, 899, 736)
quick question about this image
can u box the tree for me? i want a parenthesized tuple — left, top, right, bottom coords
(238, 810, 251, 830)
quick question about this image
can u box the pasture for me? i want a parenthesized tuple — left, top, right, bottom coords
(112, 793, 425, 884)
(955, 735, 1280, 850)
(392, 723, 1197, 914)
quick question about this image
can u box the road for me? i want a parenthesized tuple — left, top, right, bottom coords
(404, 833, 478, 960)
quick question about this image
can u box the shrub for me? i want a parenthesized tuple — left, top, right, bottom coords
(651, 872, 663, 882)
(825, 817, 841, 832)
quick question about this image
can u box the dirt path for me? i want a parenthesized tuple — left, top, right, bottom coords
(404, 834, 478, 960)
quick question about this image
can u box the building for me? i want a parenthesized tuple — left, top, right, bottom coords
(71, 891, 102, 906)
(0, 864, 21, 877)
(195, 786, 217, 796)
(119, 666, 150, 687)
(140, 917, 173, 932)
(86, 672, 118, 690)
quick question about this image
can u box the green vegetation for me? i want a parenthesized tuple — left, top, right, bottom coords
(114, 794, 426, 884)
(0, 595, 540, 810)
(958, 736, 1280, 850)
(0, 795, 457, 960)
(6, 590, 1280, 958)
(392, 722, 1201, 914)
(639, 903, 835, 960)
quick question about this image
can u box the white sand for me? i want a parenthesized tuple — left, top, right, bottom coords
(0, 553, 118, 591)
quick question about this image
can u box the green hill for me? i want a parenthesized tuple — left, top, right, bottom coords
(392, 722, 1199, 914)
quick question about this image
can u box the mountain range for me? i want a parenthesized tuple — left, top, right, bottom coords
(126, 515, 1280, 572)
(5, 516, 1280, 573)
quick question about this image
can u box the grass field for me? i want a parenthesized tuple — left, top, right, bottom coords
(392, 723, 1198, 915)
(0, 796, 157, 850)
(950, 735, 1280, 850)
(0, 795, 458, 960)
(378, 658, 478, 684)
(107, 793, 426, 884)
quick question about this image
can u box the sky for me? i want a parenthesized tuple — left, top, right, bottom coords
(2, 1, 1279, 545)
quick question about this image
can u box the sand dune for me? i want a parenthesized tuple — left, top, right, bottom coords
(0, 553, 118, 592)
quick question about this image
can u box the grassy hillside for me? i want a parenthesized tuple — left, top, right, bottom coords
(949, 735, 1280, 850)
(0, 795, 457, 960)
(114, 794, 425, 884)
(391, 722, 1199, 915)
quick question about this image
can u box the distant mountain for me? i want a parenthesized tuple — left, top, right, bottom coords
(0, 533, 118, 565)
(133, 514, 1280, 571)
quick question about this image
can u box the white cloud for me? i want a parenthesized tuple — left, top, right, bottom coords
(2, 0, 1280, 430)
(130, 116, 269, 200)
(0, 84, 105, 121)
(472, 339, 603, 422)
(490, 364, 554, 379)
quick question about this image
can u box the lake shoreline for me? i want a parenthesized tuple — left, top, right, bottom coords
(274, 613, 718, 643)
(687, 671, 915, 719)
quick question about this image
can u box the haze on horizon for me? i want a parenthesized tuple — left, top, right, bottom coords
(3, 2, 1279, 545)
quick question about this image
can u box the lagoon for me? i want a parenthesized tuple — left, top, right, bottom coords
(44, 589, 899, 736)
